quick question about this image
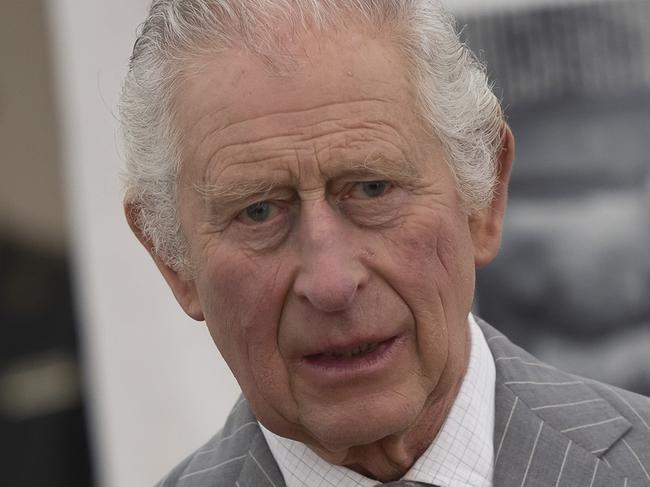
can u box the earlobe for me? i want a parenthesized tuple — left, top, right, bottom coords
(124, 201, 205, 321)
(469, 124, 515, 268)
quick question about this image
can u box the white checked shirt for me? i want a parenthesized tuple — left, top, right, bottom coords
(261, 314, 496, 487)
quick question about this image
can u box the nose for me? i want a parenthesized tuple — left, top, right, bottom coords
(292, 201, 369, 312)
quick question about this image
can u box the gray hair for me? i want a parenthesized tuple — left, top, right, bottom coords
(121, 0, 505, 273)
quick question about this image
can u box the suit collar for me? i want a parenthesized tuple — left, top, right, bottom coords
(235, 428, 285, 487)
(478, 318, 632, 486)
(181, 394, 282, 487)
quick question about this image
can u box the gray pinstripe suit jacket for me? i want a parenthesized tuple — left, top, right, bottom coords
(157, 319, 650, 487)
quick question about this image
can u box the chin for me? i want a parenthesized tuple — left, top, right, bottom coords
(303, 394, 426, 452)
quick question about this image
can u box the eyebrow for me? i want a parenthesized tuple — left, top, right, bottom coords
(328, 152, 421, 184)
(194, 178, 283, 210)
(194, 152, 421, 210)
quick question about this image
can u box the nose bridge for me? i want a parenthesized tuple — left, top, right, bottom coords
(301, 198, 344, 254)
(293, 199, 367, 312)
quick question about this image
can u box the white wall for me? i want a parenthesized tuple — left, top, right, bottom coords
(44, 2, 239, 486)
(45, 0, 600, 486)
(0, 0, 67, 252)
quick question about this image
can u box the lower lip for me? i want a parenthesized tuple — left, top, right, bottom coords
(299, 336, 401, 381)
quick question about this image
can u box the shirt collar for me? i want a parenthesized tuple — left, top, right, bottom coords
(261, 314, 496, 487)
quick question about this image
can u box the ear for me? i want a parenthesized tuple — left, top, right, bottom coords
(469, 124, 515, 268)
(124, 201, 205, 321)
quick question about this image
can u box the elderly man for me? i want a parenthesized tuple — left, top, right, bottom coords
(121, 1, 650, 486)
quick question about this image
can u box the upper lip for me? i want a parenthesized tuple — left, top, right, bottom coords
(302, 335, 396, 357)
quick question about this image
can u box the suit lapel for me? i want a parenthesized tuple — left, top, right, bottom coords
(235, 425, 286, 487)
(480, 319, 632, 487)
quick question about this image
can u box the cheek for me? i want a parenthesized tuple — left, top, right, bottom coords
(197, 251, 307, 438)
(387, 214, 474, 297)
(434, 220, 476, 297)
(378, 213, 475, 355)
(197, 248, 289, 375)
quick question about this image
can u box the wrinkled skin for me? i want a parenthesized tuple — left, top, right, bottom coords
(128, 28, 513, 481)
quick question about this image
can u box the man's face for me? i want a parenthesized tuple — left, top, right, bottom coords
(165, 30, 497, 455)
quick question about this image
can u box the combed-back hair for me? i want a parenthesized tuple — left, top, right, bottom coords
(120, 0, 505, 273)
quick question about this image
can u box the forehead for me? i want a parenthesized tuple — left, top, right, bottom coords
(173, 29, 430, 186)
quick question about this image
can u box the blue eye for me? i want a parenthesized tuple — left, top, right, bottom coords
(360, 181, 388, 198)
(244, 201, 272, 222)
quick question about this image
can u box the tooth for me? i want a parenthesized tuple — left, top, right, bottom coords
(320, 341, 382, 359)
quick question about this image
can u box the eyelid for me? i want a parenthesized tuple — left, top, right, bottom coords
(229, 187, 292, 213)
(204, 184, 292, 212)
(235, 197, 298, 228)
(236, 200, 276, 224)
(341, 180, 394, 199)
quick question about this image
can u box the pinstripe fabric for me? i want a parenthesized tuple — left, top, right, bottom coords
(155, 319, 650, 487)
(156, 397, 284, 487)
(483, 318, 650, 487)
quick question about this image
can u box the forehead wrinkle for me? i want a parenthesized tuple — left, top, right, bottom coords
(199, 147, 420, 204)
(192, 98, 394, 160)
(195, 149, 418, 205)
(174, 99, 230, 172)
(204, 125, 349, 177)
(202, 134, 302, 185)
(200, 118, 413, 188)
(217, 98, 393, 132)
(326, 116, 421, 162)
(190, 96, 403, 164)
(216, 120, 405, 156)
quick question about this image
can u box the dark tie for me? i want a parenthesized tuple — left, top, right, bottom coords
(378, 481, 440, 486)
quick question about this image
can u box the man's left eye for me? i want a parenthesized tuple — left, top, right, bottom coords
(351, 181, 391, 199)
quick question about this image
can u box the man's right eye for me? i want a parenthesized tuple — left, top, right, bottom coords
(239, 201, 276, 224)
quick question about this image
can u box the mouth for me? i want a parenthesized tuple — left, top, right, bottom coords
(320, 340, 383, 358)
(302, 336, 399, 369)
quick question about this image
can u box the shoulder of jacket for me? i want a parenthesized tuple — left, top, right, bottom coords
(155, 396, 261, 487)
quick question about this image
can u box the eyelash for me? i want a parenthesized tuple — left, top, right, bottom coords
(236, 200, 287, 226)
(343, 180, 394, 200)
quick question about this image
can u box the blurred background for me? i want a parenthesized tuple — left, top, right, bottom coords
(0, 0, 648, 485)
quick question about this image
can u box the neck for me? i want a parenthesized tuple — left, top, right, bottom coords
(348, 378, 465, 481)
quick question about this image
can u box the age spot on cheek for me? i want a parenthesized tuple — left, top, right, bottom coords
(404, 235, 438, 261)
(362, 247, 376, 259)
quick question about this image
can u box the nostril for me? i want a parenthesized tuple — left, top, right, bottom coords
(293, 258, 366, 313)
(295, 273, 359, 312)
